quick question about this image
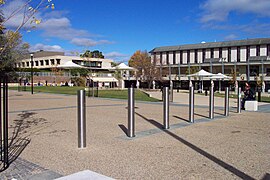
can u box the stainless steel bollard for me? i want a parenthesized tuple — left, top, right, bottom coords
(209, 86, 214, 119)
(128, 87, 135, 137)
(163, 87, 169, 129)
(170, 81, 173, 102)
(78, 90, 86, 148)
(237, 87, 241, 113)
(189, 86, 194, 123)
(224, 87, 229, 116)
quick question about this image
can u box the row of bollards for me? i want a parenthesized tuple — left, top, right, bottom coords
(76, 86, 243, 142)
(126, 86, 242, 138)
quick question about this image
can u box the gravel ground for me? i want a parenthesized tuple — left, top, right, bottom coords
(4, 90, 270, 179)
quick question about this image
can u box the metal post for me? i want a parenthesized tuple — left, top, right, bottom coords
(170, 80, 173, 102)
(209, 84, 214, 119)
(224, 87, 229, 116)
(128, 87, 135, 137)
(96, 81, 99, 97)
(163, 87, 169, 129)
(30, 54, 34, 94)
(247, 59, 250, 82)
(92, 82, 94, 97)
(189, 86, 194, 123)
(3, 77, 8, 164)
(77, 90, 86, 148)
(237, 87, 241, 113)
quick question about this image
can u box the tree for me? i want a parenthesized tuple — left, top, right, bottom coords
(80, 50, 104, 58)
(129, 50, 161, 89)
(0, 30, 29, 76)
(0, 0, 55, 56)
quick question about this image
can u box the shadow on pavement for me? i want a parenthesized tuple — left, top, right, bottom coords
(173, 115, 189, 123)
(135, 112, 256, 180)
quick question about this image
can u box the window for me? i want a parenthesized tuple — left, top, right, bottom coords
(50, 59, 55, 65)
(22, 62, 25, 67)
(35, 61, 39, 66)
(45, 60, 49, 65)
(153, 53, 156, 64)
(40, 60, 44, 66)
(267, 45, 270, 56)
(56, 59, 61, 65)
(26, 62, 30, 67)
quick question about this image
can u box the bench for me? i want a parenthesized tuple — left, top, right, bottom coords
(245, 101, 258, 111)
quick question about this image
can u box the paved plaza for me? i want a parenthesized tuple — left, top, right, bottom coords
(1, 90, 270, 179)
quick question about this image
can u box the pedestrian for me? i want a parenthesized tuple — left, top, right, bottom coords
(241, 82, 255, 110)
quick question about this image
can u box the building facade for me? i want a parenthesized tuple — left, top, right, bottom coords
(16, 50, 118, 87)
(150, 38, 270, 91)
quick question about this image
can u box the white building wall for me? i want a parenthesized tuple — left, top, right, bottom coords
(231, 47, 237, 62)
(222, 48, 228, 60)
(190, 50, 195, 63)
(175, 51, 180, 64)
(162, 53, 167, 65)
(214, 48, 219, 58)
(182, 51, 187, 64)
(260, 45, 267, 56)
(240, 47, 247, 62)
(169, 52, 174, 64)
(198, 50, 203, 63)
(151, 55, 154, 64)
(250, 46, 256, 56)
(205, 49, 211, 58)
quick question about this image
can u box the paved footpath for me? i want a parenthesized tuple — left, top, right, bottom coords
(1, 90, 270, 179)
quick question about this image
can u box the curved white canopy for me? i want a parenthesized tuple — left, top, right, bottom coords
(57, 61, 86, 69)
(187, 69, 215, 77)
(113, 63, 135, 70)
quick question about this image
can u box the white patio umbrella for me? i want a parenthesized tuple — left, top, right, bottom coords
(210, 73, 232, 93)
(187, 69, 215, 92)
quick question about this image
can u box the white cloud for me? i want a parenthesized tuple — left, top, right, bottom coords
(38, 17, 89, 40)
(2, 0, 113, 48)
(70, 38, 113, 47)
(29, 43, 64, 52)
(104, 51, 130, 62)
(200, 0, 270, 22)
(2, 0, 41, 29)
(224, 34, 238, 41)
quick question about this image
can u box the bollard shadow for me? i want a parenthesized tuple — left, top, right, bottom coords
(135, 112, 256, 180)
(214, 112, 224, 116)
(194, 113, 208, 119)
(261, 173, 270, 180)
(118, 124, 128, 136)
(173, 115, 189, 123)
(135, 112, 164, 129)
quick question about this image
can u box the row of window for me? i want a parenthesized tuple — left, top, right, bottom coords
(152, 45, 270, 65)
(16, 59, 61, 68)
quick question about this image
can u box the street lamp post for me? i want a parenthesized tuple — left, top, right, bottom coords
(30, 53, 34, 94)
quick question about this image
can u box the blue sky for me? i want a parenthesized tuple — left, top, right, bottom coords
(2, 0, 270, 62)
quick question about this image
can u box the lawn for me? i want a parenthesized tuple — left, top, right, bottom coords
(12, 86, 160, 102)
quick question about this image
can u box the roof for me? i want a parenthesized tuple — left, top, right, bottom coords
(150, 38, 270, 53)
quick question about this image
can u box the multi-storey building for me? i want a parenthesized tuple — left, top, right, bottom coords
(16, 50, 118, 87)
(150, 38, 270, 91)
